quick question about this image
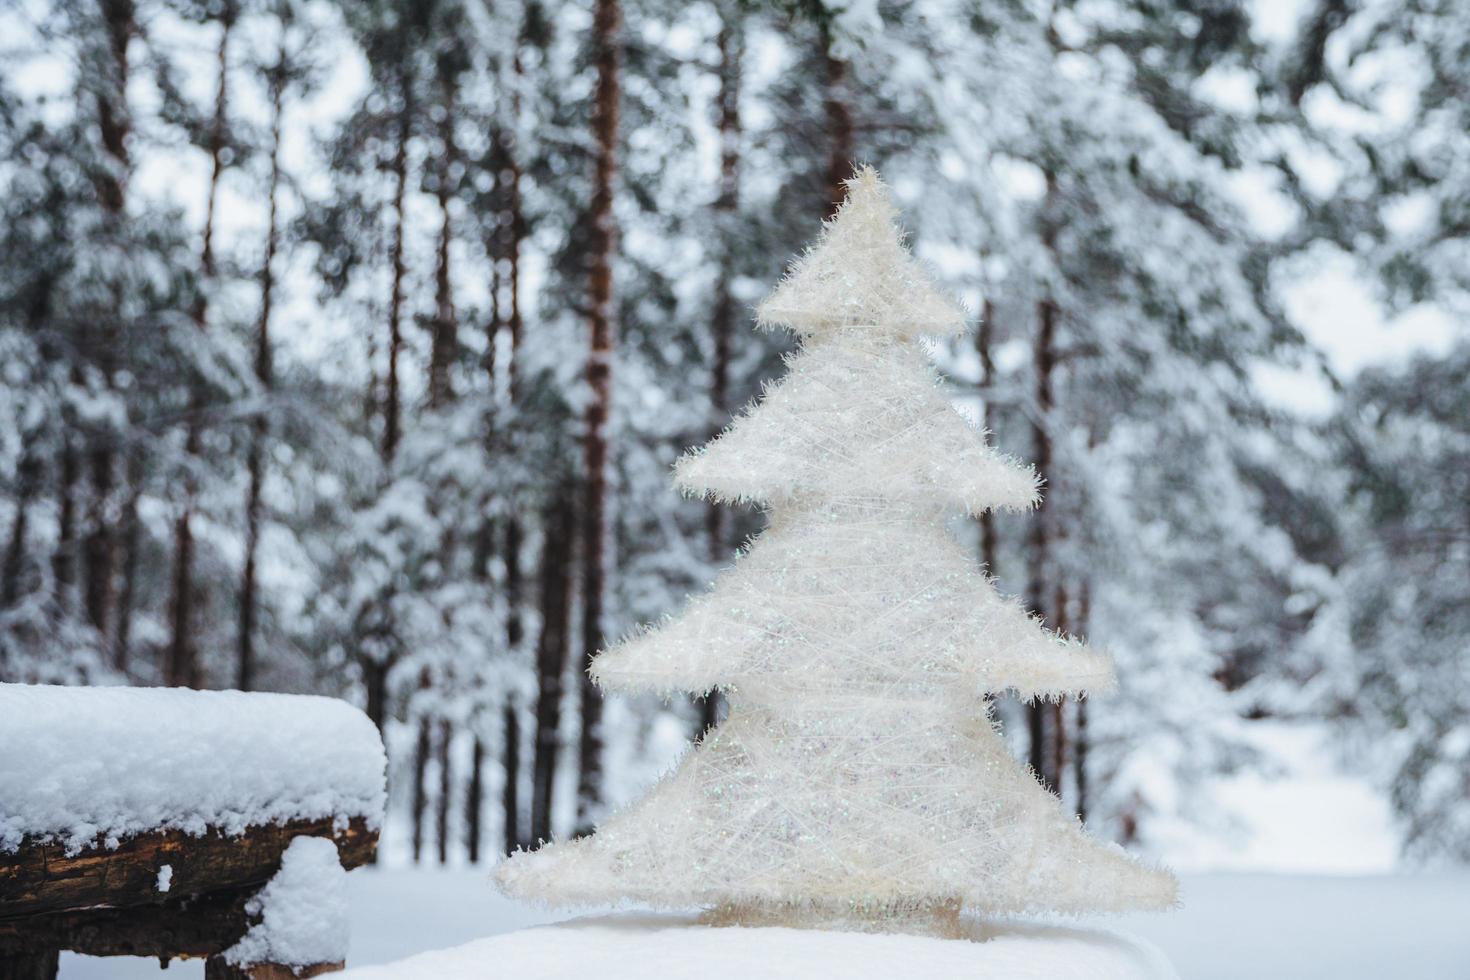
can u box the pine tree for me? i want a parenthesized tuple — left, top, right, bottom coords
(497, 168, 1175, 934)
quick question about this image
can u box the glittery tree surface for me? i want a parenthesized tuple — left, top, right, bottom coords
(495, 167, 1177, 936)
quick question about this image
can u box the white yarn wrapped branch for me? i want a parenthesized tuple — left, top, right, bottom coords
(497, 167, 1177, 934)
(593, 502, 1113, 702)
(676, 336, 1040, 516)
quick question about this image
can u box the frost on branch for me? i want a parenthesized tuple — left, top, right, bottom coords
(496, 166, 1177, 934)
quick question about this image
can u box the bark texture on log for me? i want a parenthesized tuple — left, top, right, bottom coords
(0, 815, 375, 918)
(0, 949, 57, 980)
(0, 885, 343, 976)
(0, 884, 255, 959)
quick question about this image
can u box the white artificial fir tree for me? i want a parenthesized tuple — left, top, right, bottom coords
(497, 167, 1177, 936)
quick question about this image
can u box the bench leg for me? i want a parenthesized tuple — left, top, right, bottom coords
(204, 955, 344, 978)
(0, 949, 59, 980)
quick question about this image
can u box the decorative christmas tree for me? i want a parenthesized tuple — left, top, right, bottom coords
(497, 167, 1177, 936)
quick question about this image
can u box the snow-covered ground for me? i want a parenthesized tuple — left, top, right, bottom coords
(58, 869, 1470, 979)
(51, 721, 1470, 978)
(339, 913, 1179, 980)
(1149, 722, 1401, 875)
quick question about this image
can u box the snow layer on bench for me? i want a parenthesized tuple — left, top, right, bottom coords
(0, 683, 386, 854)
(339, 914, 1179, 980)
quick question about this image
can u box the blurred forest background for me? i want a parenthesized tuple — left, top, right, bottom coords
(0, 0, 1465, 870)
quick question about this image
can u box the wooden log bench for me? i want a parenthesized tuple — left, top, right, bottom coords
(0, 816, 376, 977)
(0, 684, 387, 978)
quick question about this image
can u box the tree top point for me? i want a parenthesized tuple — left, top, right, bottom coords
(756, 165, 967, 340)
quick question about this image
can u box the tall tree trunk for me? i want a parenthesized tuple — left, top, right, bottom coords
(464, 736, 483, 862)
(384, 72, 410, 464)
(1026, 296, 1057, 793)
(498, 47, 528, 851)
(364, 660, 388, 736)
(467, 728, 484, 863)
(167, 9, 233, 689)
(504, 136, 524, 402)
(977, 299, 998, 575)
(113, 459, 143, 674)
(2, 451, 37, 612)
(821, 23, 853, 217)
(696, 14, 742, 739)
(1026, 169, 1061, 795)
(84, 0, 137, 650)
(501, 698, 520, 854)
(1051, 581, 1070, 803)
(576, 0, 621, 833)
(422, 78, 462, 864)
(437, 718, 452, 865)
(500, 514, 525, 851)
(362, 69, 411, 738)
(411, 714, 431, 863)
(54, 443, 79, 615)
(429, 78, 457, 410)
(1074, 577, 1092, 823)
(239, 31, 285, 694)
(531, 488, 576, 846)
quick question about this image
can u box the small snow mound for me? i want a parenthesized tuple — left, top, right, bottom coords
(226, 836, 349, 969)
(0, 683, 386, 853)
(339, 914, 1178, 980)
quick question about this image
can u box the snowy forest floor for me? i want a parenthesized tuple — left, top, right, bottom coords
(54, 723, 1470, 977)
(59, 870, 1470, 979)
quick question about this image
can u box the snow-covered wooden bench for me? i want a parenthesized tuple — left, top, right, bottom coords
(0, 684, 386, 979)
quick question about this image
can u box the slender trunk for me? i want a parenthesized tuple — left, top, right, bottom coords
(501, 698, 520, 854)
(1074, 578, 1092, 823)
(113, 460, 143, 674)
(499, 49, 528, 848)
(696, 16, 741, 739)
(821, 23, 853, 218)
(2, 453, 37, 610)
(364, 70, 411, 753)
(501, 515, 525, 848)
(506, 136, 524, 402)
(411, 714, 431, 863)
(165, 498, 198, 687)
(384, 73, 410, 463)
(437, 718, 452, 865)
(85, 0, 136, 651)
(166, 11, 231, 689)
(54, 443, 78, 614)
(429, 80, 457, 410)
(1026, 170, 1060, 794)
(978, 299, 998, 575)
(84, 414, 117, 646)
(364, 659, 388, 734)
(1026, 296, 1057, 793)
(1, 502, 26, 611)
(467, 731, 484, 863)
(1051, 581, 1070, 803)
(531, 489, 575, 845)
(239, 27, 285, 693)
(576, 0, 621, 832)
